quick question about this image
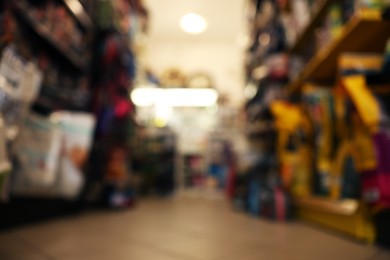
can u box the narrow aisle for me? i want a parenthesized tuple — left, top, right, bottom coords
(0, 197, 389, 260)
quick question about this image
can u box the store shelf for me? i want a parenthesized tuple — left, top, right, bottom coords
(288, 18, 390, 93)
(295, 197, 359, 216)
(62, 0, 93, 30)
(295, 197, 375, 242)
(14, 2, 88, 71)
(289, 0, 336, 54)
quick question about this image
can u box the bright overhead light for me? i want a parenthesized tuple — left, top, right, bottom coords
(130, 88, 218, 107)
(180, 13, 207, 34)
(130, 87, 164, 107)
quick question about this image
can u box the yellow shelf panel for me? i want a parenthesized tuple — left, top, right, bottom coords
(288, 18, 390, 93)
(294, 197, 375, 242)
(295, 197, 359, 216)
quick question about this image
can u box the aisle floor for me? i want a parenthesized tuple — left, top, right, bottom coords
(0, 196, 389, 260)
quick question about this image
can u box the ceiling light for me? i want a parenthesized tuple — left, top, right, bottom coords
(130, 87, 164, 107)
(180, 13, 207, 34)
(130, 88, 218, 107)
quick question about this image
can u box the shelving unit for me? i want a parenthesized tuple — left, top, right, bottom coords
(289, 0, 337, 54)
(287, 11, 390, 242)
(0, 0, 95, 229)
(14, 1, 88, 71)
(242, 0, 390, 244)
(288, 18, 390, 93)
(62, 0, 93, 30)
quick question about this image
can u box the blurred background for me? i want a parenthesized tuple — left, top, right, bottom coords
(1, 0, 390, 259)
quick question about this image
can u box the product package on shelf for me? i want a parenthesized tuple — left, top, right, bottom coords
(355, 0, 387, 18)
(0, 45, 42, 139)
(54, 111, 95, 199)
(362, 130, 390, 208)
(11, 112, 62, 197)
(302, 85, 336, 196)
(329, 140, 360, 200)
(270, 101, 313, 197)
(341, 74, 390, 208)
(11, 111, 95, 199)
(246, 154, 292, 221)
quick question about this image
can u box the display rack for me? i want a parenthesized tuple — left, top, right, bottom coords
(0, 0, 94, 229)
(287, 14, 390, 242)
(62, 0, 93, 30)
(288, 18, 390, 93)
(14, 1, 88, 71)
(289, 0, 337, 54)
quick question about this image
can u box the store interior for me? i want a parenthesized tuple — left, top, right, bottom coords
(1, 0, 390, 259)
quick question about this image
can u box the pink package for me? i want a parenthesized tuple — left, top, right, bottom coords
(362, 171, 390, 207)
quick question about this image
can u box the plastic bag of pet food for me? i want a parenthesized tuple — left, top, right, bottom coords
(54, 112, 95, 199)
(12, 113, 61, 196)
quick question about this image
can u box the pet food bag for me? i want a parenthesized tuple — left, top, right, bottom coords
(12, 113, 61, 196)
(55, 112, 95, 199)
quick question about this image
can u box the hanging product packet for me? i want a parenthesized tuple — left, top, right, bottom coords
(12, 112, 96, 199)
(53, 112, 95, 199)
(0, 45, 42, 139)
(12, 113, 62, 197)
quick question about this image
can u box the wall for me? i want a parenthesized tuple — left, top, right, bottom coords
(142, 40, 245, 107)
(142, 0, 247, 108)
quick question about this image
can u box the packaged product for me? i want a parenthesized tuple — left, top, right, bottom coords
(12, 113, 61, 197)
(342, 75, 380, 133)
(0, 45, 42, 138)
(330, 141, 360, 200)
(362, 130, 390, 208)
(355, 0, 385, 19)
(351, 116, 378, 172)
(54, 112, 95, 199)
(247, 178, 261, 216)
(303, 86, 336, 195)
(328, 3, 343, 40)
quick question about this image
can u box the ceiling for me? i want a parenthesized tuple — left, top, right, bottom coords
(143, 0, 246, 43)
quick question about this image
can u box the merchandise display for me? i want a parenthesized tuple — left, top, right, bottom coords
(0, 0, 147, 226)
(85, 0, 149, 208)
(56, 112, 95, 199)
(1, 0, 390, 252)
(240, 0, 390, 244)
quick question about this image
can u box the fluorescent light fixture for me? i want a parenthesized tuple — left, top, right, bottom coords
(131, 88, 218, 107)
(131, 88, 164, 107)
(180, 13, 207, 34)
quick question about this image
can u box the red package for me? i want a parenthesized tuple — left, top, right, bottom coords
(362, 171, 390, 208)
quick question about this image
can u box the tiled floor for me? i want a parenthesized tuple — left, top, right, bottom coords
(0, 196, 389, 260)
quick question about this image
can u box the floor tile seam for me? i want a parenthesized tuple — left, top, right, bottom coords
(119, 235, 203, 260)
(12, 233, 57, 260)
